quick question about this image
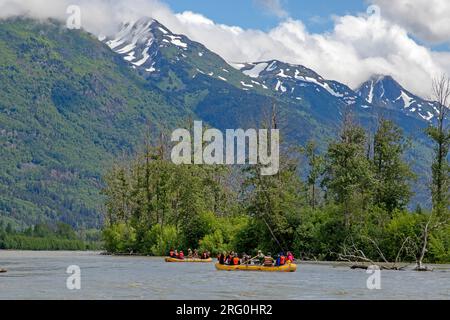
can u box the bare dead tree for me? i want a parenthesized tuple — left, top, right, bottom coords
(415, 216, 450, 271)
(414, 75, 450, 271)
(336, 235, 411, 270)
(429, 75, 450, 215)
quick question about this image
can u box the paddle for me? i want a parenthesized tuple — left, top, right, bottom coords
(243, 254, 264, 265)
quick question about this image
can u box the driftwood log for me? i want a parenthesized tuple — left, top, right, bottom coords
(336, 236, 414, 271)
(350, 264, 406, 271)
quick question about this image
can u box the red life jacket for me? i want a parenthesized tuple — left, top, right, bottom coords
(263, 257, 274, 266)
(233, 257, 240, 265)
(280, 255, 286, 265)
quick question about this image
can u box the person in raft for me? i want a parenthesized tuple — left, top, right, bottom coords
(193, 249, 199, 259)
(169, 248, 176, 258)
(257, 250, 265, 265)
(178, 250, 185, 259)
(241, 253, 251, 265)
(263, 253, 275, 267)
(232, 253, 241, 266)
(201, 251, 210, 260)
(225, 252, 233, 265)
(275, 252, 287, 266)
(218, 252, 226, 265)
(287, 251, 294, 263)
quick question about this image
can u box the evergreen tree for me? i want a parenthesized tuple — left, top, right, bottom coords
(323, 113, 374, 227)
(373, 118, 414, 213)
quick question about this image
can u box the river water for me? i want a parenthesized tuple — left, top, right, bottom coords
(0, 251, 449, 300)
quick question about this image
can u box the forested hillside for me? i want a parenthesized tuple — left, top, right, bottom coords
(0, 19, 193, 228)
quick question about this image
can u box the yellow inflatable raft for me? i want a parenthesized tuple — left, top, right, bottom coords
(215, 262, 297, 272)
(165, 257, 213, 263)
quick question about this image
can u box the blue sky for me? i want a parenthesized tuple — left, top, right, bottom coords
(164, 0, 368, 33)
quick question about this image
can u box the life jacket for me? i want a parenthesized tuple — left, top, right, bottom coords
(280, 255, 286, 265)
(233, 257, 240, 265)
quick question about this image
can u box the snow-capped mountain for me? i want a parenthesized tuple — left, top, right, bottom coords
(104, 18, 265, 93)
(356, 75, 438, 123)
(106, 18, 438, 127)
(105, 19, 366, 107)
(105, 18, 186, 73)
(237, 60, 366, 107)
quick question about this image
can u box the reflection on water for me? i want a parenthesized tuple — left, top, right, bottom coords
(0, 251, 449, 300)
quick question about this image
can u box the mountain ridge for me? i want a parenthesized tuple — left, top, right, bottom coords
(107, 18, 440, 126)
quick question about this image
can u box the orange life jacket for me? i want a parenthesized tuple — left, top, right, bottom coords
(233, 257, 240, 265)
(280, 255, 286, 265)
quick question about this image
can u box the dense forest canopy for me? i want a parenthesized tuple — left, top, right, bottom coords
(102, 114, 450, 265)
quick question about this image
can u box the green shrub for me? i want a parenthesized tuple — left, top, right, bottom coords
(102, 223, 137, 254)
(146, 225, 180, 256)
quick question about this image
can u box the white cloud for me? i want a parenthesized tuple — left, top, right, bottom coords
(0, 0, 173, 36)
(163, 11, 449, 96)
(253, 0, 288, 18)
(371, 0, 450, 44)
(0, 0, 449, 97)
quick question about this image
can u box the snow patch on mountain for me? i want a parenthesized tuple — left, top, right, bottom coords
(242, 62, 268, 78)
(166, 35, 187, 48)
(302, 77, 344, 98)
(241, 81, 254, 88)
(396, 91, 414, 109)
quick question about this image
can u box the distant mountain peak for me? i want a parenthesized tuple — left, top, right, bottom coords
(105, 18, 190, 73)
(357, 75, 437, 122)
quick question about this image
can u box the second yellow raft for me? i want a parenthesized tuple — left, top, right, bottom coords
(215, 262, 297, 272)
(165, 257, 213, 263)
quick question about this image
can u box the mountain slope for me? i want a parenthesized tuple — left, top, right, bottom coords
(0, 18, 192, 228)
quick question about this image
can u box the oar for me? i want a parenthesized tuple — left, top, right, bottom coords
(243, 255, 260, 265)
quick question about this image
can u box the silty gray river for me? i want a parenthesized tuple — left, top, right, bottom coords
(0, 251, 449, 300)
